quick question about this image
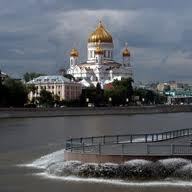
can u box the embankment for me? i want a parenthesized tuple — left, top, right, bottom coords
(0, 105, 192, 119)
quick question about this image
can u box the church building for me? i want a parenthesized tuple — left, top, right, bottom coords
(67, 21, 133, 87)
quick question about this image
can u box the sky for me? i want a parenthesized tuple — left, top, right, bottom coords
(1, 0, 192, 82)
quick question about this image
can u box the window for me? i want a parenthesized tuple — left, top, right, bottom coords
(104, 51, 106, 57)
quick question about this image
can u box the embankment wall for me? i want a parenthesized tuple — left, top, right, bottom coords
(0, 105, 192, 119)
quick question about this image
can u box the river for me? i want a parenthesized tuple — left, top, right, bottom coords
(0, 113, 192, 192)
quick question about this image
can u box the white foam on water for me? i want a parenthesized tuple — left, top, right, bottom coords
(124, 159, 152, 166)
(159, 158, 191, 166)
(19, 149, 192, 187)
(22, 149, 64, 169)
(35, 172, 192, 187)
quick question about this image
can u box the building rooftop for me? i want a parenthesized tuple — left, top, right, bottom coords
(0, 71, 8, 76)
(27, 75, 71, 84)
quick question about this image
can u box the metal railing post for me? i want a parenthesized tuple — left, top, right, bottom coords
(98, 143, 101, 155)
(171, 144, 174, 155)
(147, 144, 149, 154)
(82, 143, 85, 153)
(70, 138, 72, 152)
(122, 143, 124, 154)
(156, 134, 159, 141)
(130, 135, 133, 143)
(103, 136, 105, 144)
(145, 134, 147, 143)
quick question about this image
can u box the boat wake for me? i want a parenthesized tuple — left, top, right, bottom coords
(21, 149, 192, 186)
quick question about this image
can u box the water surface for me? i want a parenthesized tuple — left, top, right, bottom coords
(0, 113, 192, 192)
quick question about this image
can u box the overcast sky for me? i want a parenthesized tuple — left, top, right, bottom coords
(1, 0, 192, 82)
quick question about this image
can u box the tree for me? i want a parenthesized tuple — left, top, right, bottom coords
(38, 89, 54, 107)
(27, 84, 37, 95)
(63, 74, 75, 81)
(95, 83, 104, 106)
(80, 87, 97, 106)
(134, 88, 165, 105)
(1, 78, 28, 107)
(23, 72, 45, 82)
(104, 78, 134, 106)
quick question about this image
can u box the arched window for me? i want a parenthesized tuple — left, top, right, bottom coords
(104, 51, 106, 57)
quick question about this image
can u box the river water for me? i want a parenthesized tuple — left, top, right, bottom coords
(0, 113, 192, 192)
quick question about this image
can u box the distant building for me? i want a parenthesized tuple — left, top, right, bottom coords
(157, 83, 170, 92)
(0, 71, 8, 82)
(169, 81, 184, 90)
(27, 75, 82, 101)
(157, 81, 189, 93)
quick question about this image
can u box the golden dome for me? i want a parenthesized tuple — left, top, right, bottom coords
(122, 47, 130, 57)
(70, 48, 79, 57)
(88, 21, 113, 43)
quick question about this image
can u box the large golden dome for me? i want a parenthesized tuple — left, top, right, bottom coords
(88, 21, 113, 43)
(70, 48, 79, 57)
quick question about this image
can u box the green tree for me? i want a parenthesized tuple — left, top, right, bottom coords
(80, 87, 97, 106)
(63, 74, 75, 81)
(95, 83, 104, 106)
(104, 78, 134, 106)
(27, 84, 37, 94)
(1, 78, 28, 107)
(38, 89, 54, 107)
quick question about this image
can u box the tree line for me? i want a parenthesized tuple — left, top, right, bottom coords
(0, 72, 166, 107)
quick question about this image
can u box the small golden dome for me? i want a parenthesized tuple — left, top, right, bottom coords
(70, 48, 79, 57)
(88, 21, 113, 43)
(122, 47, 130, 57)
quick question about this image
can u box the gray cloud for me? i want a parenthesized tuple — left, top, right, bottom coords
(0, 0, 192, 81)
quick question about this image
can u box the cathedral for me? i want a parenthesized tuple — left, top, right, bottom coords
(67, 21, 133, 87)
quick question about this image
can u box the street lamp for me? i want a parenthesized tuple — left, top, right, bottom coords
(86, 98, 89, 107)
(142, 98, 145, 105)
(108, 97, 112, 106)
(126, 98, 129, 106)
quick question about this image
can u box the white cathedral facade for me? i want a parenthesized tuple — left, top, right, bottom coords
(67, 21, 133, 87)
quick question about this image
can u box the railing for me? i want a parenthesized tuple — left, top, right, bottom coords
(66, 128, 192, 152)
(66, 143, 192, 156)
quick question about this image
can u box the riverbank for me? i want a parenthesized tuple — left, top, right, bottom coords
(0, 105, 192, 119)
